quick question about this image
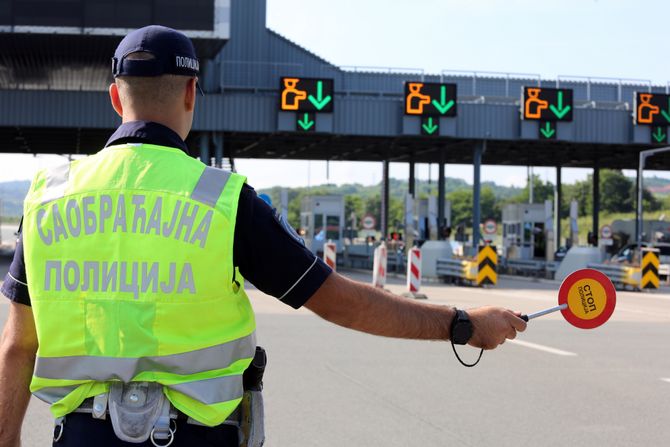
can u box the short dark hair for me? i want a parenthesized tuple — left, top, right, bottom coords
(116, 52, 193, 110)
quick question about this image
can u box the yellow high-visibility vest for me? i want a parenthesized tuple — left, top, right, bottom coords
(22, 143, 256, 426)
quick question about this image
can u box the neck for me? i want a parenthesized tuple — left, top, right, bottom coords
(122, 111, 187, 140)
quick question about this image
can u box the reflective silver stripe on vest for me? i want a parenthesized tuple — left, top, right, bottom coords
(169, 375, 243, 405)
(41, 163, 71, 204)
(33, 385, 80, 404)
(34, 332, 256, 382)
(191, 167, 231, 207)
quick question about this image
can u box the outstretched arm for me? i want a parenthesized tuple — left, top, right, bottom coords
(304, 273, 526, 349)
(0, 302, 38, 447)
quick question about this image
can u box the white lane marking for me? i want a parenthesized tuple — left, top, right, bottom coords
(508, 339, 577, 356)
(661, 378, 670, 383)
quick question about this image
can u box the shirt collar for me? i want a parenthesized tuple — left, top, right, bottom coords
(105, 121, 190, 155)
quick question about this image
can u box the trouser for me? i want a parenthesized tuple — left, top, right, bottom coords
(53, 413, 239, 447)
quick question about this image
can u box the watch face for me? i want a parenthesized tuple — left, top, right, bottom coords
(452, 312, 473, 345)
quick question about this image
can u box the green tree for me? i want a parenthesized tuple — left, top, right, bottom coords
(600, 170, 633, 213)
(446, 186, 500, 228)
(641, 187, 661, 212)
(478, 186, 501, 222)
(448, 189, 472, 226)
(344, 195, 365, 230)
(388, 196, 404, 232)
(511, 174, 554, 204)
(563, 179, 591, 217)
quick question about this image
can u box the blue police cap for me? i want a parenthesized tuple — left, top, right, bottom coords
(112, 25, 200, 78)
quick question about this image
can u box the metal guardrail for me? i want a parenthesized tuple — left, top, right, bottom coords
(342, 248, 405, 272)
(545, 261, 560, 275)
(436, 258, 477, 283)
(506, 259, 545, 275)
(587, 263, 629, 282)
(501, 258, 560, 279)
(387, 251, 406, 274)
(587, 263, 640, 289)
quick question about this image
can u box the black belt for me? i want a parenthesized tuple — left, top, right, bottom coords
(73, 397, 240, 426)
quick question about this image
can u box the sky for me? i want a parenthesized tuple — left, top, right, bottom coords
(1, 0, 668, 188)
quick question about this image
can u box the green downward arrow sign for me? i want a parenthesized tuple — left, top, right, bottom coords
(297, 113, 314, 130)
(661, 98, 670, 124)
(549, 91, 571, 119)
(540, 122, 555, 139)
(653, 126, 666, 143)
(422, 117, 438, 135)
(307, 81, 332, 110)
(431, 86, 455, 115)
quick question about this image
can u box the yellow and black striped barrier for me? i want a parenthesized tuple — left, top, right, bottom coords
(641, 248, 660, 290)
(477, 245, 497, 286)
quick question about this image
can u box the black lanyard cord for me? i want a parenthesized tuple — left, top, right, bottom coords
(451, 340, 484, 367)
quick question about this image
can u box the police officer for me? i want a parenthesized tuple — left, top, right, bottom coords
(0, 26, 526, 447)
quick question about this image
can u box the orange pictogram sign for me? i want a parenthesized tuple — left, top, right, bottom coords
(637, 93, 660, 125)
(403, 82, 458, 117)
(279, 77, 334, 112)
(281, 78, 307, 111)
(524, 88, 549, 119)
(405, 82, 432, 115)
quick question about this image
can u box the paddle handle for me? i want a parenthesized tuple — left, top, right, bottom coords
(520, 304, 568, 322)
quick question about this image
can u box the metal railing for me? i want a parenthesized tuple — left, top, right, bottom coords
(440, 70, 541, 97)
(4, 54, 659, 103)
(556, 74, 652, 103)
(339, 66, 425, 76)
(219, 60, 305, 90)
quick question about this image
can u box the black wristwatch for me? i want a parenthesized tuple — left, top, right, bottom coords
(450, 309, 473, 345)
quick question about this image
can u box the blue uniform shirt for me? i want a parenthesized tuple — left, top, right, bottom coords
(1, 121, 332, 309)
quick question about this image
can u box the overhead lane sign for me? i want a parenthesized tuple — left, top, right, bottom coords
(297, 112, 316, 132)
(635, 92, 670, 126)
(421, 116, 439, 136)
(280, 77, 334, 112)
(522, 87, 573, 122)
(652, 125, 668, 144)
(539, 121, 557, 140)
(404, 82, 457, 117)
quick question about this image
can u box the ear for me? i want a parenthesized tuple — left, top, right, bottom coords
(184, 77, 197, 112)
(109, 83, 123, 118)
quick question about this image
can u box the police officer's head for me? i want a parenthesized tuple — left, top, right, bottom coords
(109, 25, 201, 140)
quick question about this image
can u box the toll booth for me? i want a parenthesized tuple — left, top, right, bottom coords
(502, 203, 550, 260)
(406, 196, 451, 242)
(416, 197, 437, 240)
(299, 195, 345, 255)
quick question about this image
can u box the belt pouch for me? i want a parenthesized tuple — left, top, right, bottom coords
(108, 382, 166, 443)
(239, 390, 265, 447)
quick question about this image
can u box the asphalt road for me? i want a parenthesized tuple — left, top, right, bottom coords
(1, 268, 669, 446)
(1, 223, 18, 249)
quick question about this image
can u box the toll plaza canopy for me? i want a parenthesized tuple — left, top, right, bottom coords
(0, 0, 669, 171)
